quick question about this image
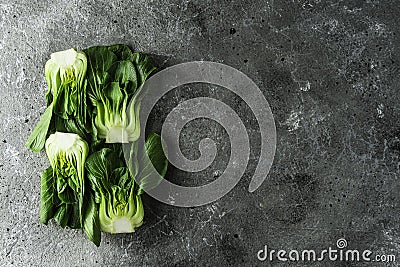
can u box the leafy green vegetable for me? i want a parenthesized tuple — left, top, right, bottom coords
(40, 166, 57, 224)
(136, 132, 168, 195)
(86, 147, 144, 233)
(84, 44, 155, 143)
(45, 48, 87, 121)
(85, 132, 167, 234)
(25, 104, 54, 152)
(82, 192, 101, 246)
(26, 48, 88, 152)
(45, 132, 89, 228)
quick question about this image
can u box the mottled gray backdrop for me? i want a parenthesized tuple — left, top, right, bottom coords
(0, 0, 399, 266)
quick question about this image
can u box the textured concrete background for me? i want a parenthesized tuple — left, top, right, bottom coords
(1, 0, 400, 266)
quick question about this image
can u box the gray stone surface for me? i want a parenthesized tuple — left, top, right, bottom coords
(1, 0, 400, 266)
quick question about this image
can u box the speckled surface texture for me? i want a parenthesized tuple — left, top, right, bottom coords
(1, 0, 400, 266)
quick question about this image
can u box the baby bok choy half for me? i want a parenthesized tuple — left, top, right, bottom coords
(86, 147, 144, 234)
(26, 49, 89, 152)
(41, 132, 88, 229)
(84, 45, 155, 143)
(85, 132, 167, 236)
